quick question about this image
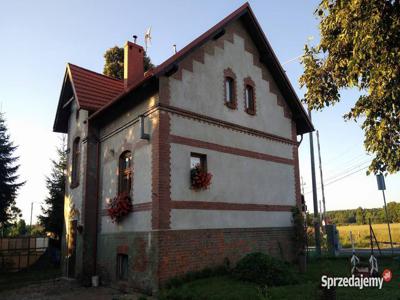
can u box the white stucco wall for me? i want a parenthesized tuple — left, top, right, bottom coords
(66, 101, 88, 223)
(99, 120, 153, 208)
(170, 114, 293, 160)
(171, 210, 292, 230)
(100, 211, 151, 233)
(98, 104, 157, 233)
(169, 21, 292, 140)
(170, 143, 295, 205)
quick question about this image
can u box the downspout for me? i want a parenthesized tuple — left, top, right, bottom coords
(298, 134, 304, 146)
(93, 133, 100, 275)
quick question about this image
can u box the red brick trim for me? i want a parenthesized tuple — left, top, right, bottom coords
(170, 134, 294, 165)
(100, 202, 152, 216)
(171, 201, 292, 212)
(151, 111, 172, 229)
(223, 68, 237, 109)
(160, 104, 296, 146)
(243, 76, 256, 115)
(159, 76, 171, 105)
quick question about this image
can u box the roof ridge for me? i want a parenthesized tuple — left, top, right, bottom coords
(67, 63, 124, 83)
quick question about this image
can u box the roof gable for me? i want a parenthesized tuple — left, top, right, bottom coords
(89, 3, 313, 134)
(54, 3, 313, 135)
(53, 64, 124, 132)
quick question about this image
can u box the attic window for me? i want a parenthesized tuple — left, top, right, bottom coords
(223, 68, 237, 109)
(244, 77, 256, 115)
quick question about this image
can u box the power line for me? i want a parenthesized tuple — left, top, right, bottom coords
(306, 158, 372, 192)
(304, 164, 369, 195)
(324, 159, 372, 183)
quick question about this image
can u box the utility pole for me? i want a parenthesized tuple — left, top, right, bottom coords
(29, 202, 33, 234)
(309, 110, 321, 256)
(376, 174, 394, 256)
(319, 200, 323, 224)
(301, 176, 306, 195)
(316, 130, 327, 227)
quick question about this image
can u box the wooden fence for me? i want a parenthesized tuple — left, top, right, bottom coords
(0, 236, 48, 272)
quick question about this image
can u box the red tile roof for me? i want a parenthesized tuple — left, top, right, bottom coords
(67, 63, 124, 111)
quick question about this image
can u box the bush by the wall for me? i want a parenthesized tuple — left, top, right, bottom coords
(233, 252, 298, 286)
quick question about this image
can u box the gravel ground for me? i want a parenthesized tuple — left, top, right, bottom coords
(0, 278, 152, 300)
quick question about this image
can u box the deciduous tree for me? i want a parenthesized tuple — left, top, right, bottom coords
(300, 0, 400, 174)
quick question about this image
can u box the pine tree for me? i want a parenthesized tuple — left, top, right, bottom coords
(38, 140, 66, 239)
(0, 112, 24, 228)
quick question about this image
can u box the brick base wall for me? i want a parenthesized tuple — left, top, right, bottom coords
(96, 232, 158, 294)
(157, 227, 295, 284)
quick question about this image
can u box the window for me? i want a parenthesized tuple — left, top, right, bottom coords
(244, 78, 256, 115)
(223, 68, 237, 109)
(71, 137, 80, 187)
(118, 151, 132, 195)
(190, 153, 207, 171)
(225, 77, 234, 104)
(116, 253, 128, 281)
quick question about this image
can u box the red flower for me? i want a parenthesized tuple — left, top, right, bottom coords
(190, 165, 212, 190)
(107, 192, 133, 223)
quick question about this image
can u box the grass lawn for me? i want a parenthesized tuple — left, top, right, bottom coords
(159, 257, 400, 300)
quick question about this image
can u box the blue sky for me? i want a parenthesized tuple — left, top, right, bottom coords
(0, 0, 399, 223)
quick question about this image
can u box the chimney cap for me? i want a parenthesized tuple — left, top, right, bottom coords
(133, 35, 138, 43)
(125, 40, 144, 51)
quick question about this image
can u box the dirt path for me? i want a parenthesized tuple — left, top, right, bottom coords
(0, 278, 152, 300)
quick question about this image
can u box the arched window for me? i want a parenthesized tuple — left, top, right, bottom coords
(244, 77, 256, 115)
(71, 137, 80, 187)
(223, 68, 237, 109)
(118, 151, 132, 195)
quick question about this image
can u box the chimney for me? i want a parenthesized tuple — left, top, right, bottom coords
(124, 41, 144, 89)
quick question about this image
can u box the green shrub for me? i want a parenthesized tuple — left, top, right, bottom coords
(233, 252, 298, 286)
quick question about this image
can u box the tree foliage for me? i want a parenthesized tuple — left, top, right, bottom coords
(0, 112, 24, 228)
(323, 202, 400, 225)
(300, 0, 400, 175)
(38, 140, 66, 239)
(103, 46, 154, 80)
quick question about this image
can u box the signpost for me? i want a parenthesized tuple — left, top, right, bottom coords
(376, 174, 394, 255)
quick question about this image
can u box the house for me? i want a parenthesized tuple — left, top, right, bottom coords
(53, 3, 313, 293)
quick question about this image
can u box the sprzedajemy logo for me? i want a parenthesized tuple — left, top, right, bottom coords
(321, 273, 386, 290)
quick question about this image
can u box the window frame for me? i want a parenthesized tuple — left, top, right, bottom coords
(71, 137, 80, 188)
(190, 152, 207, 172)
(223, 68, 237, 109)
(116, 253, 129, 281)
(243, 77, 256, 115)
(118, 151, 132, 195)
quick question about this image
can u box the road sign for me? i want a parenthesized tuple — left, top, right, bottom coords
(376, 174, 386, 190)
